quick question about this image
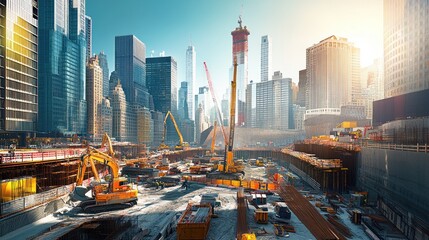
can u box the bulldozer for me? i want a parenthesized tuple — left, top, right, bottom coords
(72, 133, 138, 213)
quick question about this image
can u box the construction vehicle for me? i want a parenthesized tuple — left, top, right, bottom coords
(204, 59, 244, 180)
(73, 133, 138, 213)
(158, 111, 189, 151)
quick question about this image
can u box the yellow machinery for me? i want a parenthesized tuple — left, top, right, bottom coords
(73, 133, 138, 213)
(204, 59, 244, 180)
(158, 111, 189, 151)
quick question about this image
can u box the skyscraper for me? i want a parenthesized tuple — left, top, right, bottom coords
(146, 56, 177, 142)
(0, 0, 38, 132)
(384, 0, 429, 98)
(111, 81, 127, 141)
(86, 56, 103, 139)
(39, 0, 87, 134)
(261, 35, 272, 82)
(186, 46, 196, 120)
(296, 69, 307, 107)
(231, 16, 250, 125)
(256, 72, 293, 130)
(306, 36, 360, 110)
(178, 82, 189, 120)
(115, 35, 150, 108)
(85, 15, 92, 61)
(98, 52, 110, 97)
(245, 81, 257, 128)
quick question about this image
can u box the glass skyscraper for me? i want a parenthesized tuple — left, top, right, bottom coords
(0, 0, 38, 132)
(38, 0, 87, 134)
(115, 35, 150, 108)
(98, 51, 109, 97)
(147, 56, 177, 142)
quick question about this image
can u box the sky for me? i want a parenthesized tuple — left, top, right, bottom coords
(87, 0, 383, 98)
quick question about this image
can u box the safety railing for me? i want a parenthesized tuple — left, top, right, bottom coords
(0, 149, 85, 164)
(362, 141, 428, 153)
(0, 184, 72, 217)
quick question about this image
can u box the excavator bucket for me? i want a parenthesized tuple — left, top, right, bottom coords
(71, 186, 91, 201)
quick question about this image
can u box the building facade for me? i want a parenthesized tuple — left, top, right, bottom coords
(297, 69, 306, 107)
(293, 104, 306, 130)
(245, 81, 257, 128)
(98, 51, 109, 97)
(39, 0, 87, 134)
(135, 105, 153, 145)
(186, 45, 195, 120)
(86, 56, 103, 139)
(178, 81, 188, 120)
(256, 72, 293, 130)
(100, 98, 112, 137)
(384, 0, 429, 98)
(231, 17, 250, 126)
(146, 56, 178, 142)
(111, 81, 127, 141)
(261, 35, 272, 82)
(85, 15, 91, 61)
(306, 36, 360, 110)
(0, 0, 38, 132)
(115, 35, 150, 108)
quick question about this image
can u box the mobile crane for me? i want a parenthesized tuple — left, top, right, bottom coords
(73, 133, 138, 213)
(158, 111, 189, 151)
(204, 59, 244, 180)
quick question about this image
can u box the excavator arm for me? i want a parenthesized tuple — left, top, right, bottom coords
(160, 111, 185, 149)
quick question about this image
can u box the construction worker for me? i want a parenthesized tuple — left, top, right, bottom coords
(155, 180, 159, 190)
(160, 181, 165, 189)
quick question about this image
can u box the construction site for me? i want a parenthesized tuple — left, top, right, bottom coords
(1, 60, 428, 240)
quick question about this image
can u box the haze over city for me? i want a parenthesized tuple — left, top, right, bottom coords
(87, 0, 383, 89)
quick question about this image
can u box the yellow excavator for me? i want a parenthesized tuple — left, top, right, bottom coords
(158, 111, 189, 151)
(73, 133, 138, 213)
(204, 59, 244, 180)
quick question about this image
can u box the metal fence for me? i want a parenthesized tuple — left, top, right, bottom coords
(0, 149, 84, 164)
(361, 141, 428, 153)
(0, 184, 72, 217)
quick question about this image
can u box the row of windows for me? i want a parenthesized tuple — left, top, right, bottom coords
(13, 31, 37, 52)
(12, 22, 37, 43)
(7, 68, 37, 85)
(6, 89, 36, 102)
(4, 119, 35, 131)
(6, 59, 37, 77)
(6, 108, 36, 120)
(17, 17, 37, 35)
(7, 49, 37, 69)
(6, 37, 37, 60)
(6, 99, 37, 112)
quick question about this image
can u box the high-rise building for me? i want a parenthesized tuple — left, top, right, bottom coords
(359, 59, 384, 119)
(109, 71, 120, 96)
(231, 17, 250, 125)
(111, 81, 127, 141)
(293, 104, 306, 130)
(296, 69, 307, 107)
(261, 35, 272, 82)
(115, 35, 150, 108)
(86, 56, 103, 139)
(0, 0, 38, 133)
(384, 0, 429, 97)
(195, 86, 211, 123)
(100, 98, 112, 137)
(306, 36, 360, 110)
(178, 82, 189, 120)
(151, 110, 164, 147)
(245, 81, 257, 128)
(85, 15, 92, 61)
(98, 52, 110, 97)
(186, 46, 196, 120)
(134, 106, 153, 145)
(256, 71, 293, 130)
(147, 56, 178, 142)
(39, 0, 87, 134)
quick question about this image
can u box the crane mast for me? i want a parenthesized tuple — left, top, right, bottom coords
(225, 58, 238, 172)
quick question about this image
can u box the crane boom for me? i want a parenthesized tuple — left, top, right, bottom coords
(211, 121, 217, 154)
(204, 62, 228, 145)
